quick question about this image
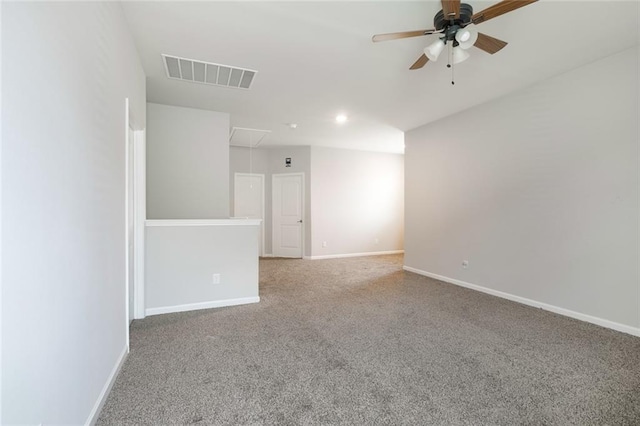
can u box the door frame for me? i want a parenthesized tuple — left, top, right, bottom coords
(133, 127, 146, 320)
(272, 172, 305, 258)
(233, 172, 265, 256)
(125, 98, 146, 352)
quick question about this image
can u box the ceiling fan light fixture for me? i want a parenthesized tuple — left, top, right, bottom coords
(424, 39, 445, 61)
(452, 46, 470, 64)
(455, 25, 478, 50)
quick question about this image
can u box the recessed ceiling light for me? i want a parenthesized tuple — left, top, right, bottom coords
(335, 114, 348, 124)
(287, 123, 298, 129)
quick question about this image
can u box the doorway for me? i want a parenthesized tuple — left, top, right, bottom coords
(234, 173, 265, 256)
(125, 97, 146, 349)
(272, 173, 304, 258)
(127, 125, 135, 323)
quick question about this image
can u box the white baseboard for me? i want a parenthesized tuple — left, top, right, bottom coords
(304, 250, 404, 260)
(403, 265, 640, 338)
(261, 253, 274, 258)
(85, 344, 128, 426)
(145, 296, 260, 316)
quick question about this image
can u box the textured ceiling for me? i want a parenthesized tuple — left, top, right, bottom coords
(122, 1, 639, 153)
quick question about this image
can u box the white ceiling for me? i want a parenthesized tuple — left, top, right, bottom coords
(122, 1, 639, 153)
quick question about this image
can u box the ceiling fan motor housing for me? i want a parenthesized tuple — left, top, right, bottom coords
(434, 3, 474, 31)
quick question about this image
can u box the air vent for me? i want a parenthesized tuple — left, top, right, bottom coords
(162, 54, 257, 89)
(229, 127, 271, 148)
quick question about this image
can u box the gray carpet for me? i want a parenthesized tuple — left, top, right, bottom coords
(98, 254, 640, 425)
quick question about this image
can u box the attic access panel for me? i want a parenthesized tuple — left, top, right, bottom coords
(162, 54, 257, 89)
(229, 127, 271, 148)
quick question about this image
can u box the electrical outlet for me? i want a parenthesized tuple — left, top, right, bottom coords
(322, 241, 327, 248)
(212, 273, 221, 284)
(374, 238, 379, 244)
(462, 260, 469, 269)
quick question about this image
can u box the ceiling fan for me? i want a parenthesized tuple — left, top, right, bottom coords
(372, 0, 538, 70)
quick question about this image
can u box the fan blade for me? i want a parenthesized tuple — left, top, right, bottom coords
(472, 0, 537, 25)
(372, 29, 436, 42)
(474, 32, 508, 54)
(441, 0, 461, 19)
(409, 54, 430, 70)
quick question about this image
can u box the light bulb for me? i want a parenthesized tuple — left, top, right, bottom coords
(452, 46, 470, 64)
(455, 24, 478, 50)
(424, 39, 445, 62)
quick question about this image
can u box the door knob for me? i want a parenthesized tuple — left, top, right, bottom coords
(298, 220, 303, 223)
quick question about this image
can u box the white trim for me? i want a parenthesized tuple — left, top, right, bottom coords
(84, 345, 128, 426)
(403, 265, 640, 338)
(262, 253, 274, 258)
(229, 127, 271, 148)
(0, 1, 4, 418)
(145, 297, 260, 316)
(233, 172, 265, 256)
(133, 129, 146, 319)
(124, 99, 131, 351)
(304, 250, 405, 260)
(272, 172, 305, 258)
(145, 219, 262, 227)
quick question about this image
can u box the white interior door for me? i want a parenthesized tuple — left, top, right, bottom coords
(273, 173, 303, 258)
(234, 173, 265, 256)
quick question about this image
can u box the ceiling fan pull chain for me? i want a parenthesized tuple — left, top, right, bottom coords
(445, 42, 454, 85)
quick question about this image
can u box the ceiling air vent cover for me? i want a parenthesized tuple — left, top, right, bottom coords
(162, 54, 257, 89)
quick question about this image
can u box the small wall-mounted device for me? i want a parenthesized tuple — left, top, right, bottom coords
(285, 157, 292, 167)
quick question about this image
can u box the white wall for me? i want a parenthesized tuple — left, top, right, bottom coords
(145, 221, 260, 314)
(2, 2, 146, 424)
(147, 103, 230, 219)
(405, 47, 639, 332)
(231, 146, 405, 259)
(230, 145, 312, 257)
(310, 147, 404, 257)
